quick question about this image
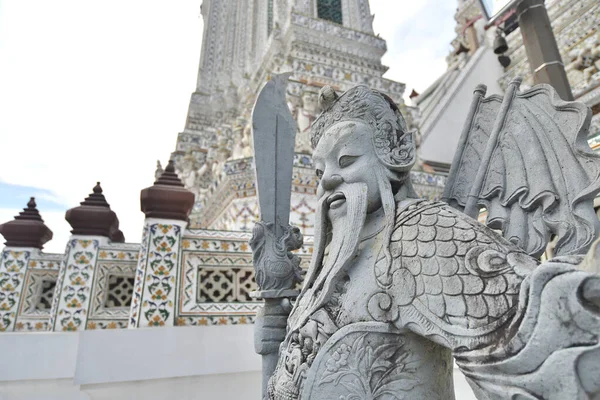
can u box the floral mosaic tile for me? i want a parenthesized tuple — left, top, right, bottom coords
(129, 224, 150, 327)
(175, 314, 256, 326)
(50, 239, 101, 332)
(130, 222, 185, 328)
(86, 319, 128, 330)
(14, 319, 49, 332)
(0, 250, 31, 331)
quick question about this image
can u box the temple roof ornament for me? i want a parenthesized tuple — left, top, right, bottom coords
(140, 160, 195, 221)
(0, 197, 53, 249)
(65, 183, 123, 241)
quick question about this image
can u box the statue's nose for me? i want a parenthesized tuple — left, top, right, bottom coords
(321, 174, 343, 191)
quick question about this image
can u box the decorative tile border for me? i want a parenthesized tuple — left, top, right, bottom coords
(176, 314, 256, 326)
(97, 248, 140, 262)
(50, 239, 101, 332)
(28, 253, 62, 270)
(129, 224, 151, 327)
(178, 227, 312, 320)
(182, 231, 314, 256)
(0, 249, 31, 331)
(86, 319, 128, 330)
(130, 222, 185, 328)
(19, 253, 62, 329)
(14, 319, 50, 332)
(184, 229, 252, 240)
(17, 268, 58, 320)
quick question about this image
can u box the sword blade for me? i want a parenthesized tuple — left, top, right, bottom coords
(251, 73, 297, 233)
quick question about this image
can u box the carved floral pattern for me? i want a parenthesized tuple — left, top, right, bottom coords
(319, 334, 420, 400)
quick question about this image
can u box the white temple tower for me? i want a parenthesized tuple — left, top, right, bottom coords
(170, 0, 426, 234)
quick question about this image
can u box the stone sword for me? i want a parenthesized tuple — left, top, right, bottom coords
(249, 73, 304, 399)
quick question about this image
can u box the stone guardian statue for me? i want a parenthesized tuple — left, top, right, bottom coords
(266, 81, 600, 399)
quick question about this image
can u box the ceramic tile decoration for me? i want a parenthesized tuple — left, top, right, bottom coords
(0, 249, 31, 331)
(50, 238, 104, 331)
(14, 253, 62, 331)
(129, 221, 185, 328)
(178, 229, 312, 326)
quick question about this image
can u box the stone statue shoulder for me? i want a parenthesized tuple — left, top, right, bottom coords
(369, 199, 538, 351)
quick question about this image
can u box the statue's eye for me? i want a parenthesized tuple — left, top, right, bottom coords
(339, 155, 359, 168)
(315, 169, 324, 178)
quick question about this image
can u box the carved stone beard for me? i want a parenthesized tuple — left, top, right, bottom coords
(290, 172, 398, 331)
(288, 183, 368, 330)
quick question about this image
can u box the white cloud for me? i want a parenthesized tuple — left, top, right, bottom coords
(370, 0, 457, 100)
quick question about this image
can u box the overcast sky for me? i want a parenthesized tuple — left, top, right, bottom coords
(0, 0, 456, 253)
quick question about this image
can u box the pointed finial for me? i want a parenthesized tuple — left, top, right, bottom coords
(80, 182, 110, 208)
(0, 197, 53, 248)
(14, 197, 44, 222)
(93, 182, 102, 194)
(154, 159, 184, 187)
(141, 158, 194, 221)
(65, 182, 119, 238)
(166, 159, 175, 173)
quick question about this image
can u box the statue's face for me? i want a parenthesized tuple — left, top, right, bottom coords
(313, 120, 386, 218)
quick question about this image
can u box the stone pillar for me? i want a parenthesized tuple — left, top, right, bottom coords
(129, 160, 194, 328)
(517, 0, 574, 100)
(0, 198, 52, 331)
(49, 183, 121, 331)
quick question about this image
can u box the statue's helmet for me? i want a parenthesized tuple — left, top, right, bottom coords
(310, 85, 416, 172)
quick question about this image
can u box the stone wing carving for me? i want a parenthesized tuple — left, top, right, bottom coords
(371, 200, 600, 399)
(372, 200, 536, 350)
(443, 77, 600, 258)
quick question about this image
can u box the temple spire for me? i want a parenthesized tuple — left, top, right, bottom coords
(65, 182, 123, 241)
(0, 197, 53, 249)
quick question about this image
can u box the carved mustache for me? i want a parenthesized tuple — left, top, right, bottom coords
(325, 192, 346, 208)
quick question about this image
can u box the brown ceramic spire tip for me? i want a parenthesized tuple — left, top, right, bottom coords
(80, 182, 111, 208)
(66, 182, 119, 238)
(0, 197, 53, 248)
(141, 158, 194, 221)
(153, 159, 184, 187)
(14, 197, 44, 222)
(165, 160, 175, 173)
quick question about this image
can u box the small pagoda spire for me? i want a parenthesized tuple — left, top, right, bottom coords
(80, 182, 111, 207)
(154, 159, 184, 186)
(65, 182, 121, 238)
(141, 160, 194, 221)
(0, 197, 53, 249)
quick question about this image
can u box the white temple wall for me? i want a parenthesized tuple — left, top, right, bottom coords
(420, 46, 504, 165)
(0, 325, 261, 400)
(0, 324, 477, 400)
